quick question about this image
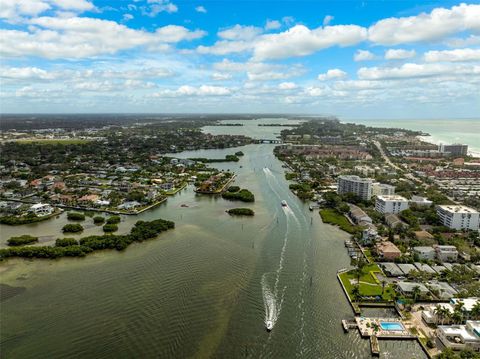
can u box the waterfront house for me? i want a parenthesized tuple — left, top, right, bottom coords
(348, 204, 372, 224)
(29, 203, 54, 216)
(118, 201, 141, 210)
(375, 241, 401, 261)
(379, 262, 403, 277)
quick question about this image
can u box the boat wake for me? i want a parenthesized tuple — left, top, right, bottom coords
(261, 273, 278, 330)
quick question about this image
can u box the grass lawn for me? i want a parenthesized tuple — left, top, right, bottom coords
(319, 209, 360, 234)
(364, 249, 374, 262)
(339, 263, 395, 301)
(16, 139, 90, 145)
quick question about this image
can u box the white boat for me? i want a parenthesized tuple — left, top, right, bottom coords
(266, 320, 273, 331)
(281, 200, 287, 207)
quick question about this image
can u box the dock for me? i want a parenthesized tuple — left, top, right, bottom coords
(342, 319, 358, 332)
(370, 336, 380, 356)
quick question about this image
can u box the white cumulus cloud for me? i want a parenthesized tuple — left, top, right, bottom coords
(265, 20, 281, 30)
(252, 24, 367, 61)
(1, 17, 206, 58)
(218, 24, 263, 41)
(154, 85, 231, 97)
(385, 49, 416, 60)
(278, 82, 297, 90)
(318, 69, 347, 81)
(368, 3, 480, 45)
(354, 49, 375, 61)
(424, 48, 480, 62)
(358, 63, 480, 80)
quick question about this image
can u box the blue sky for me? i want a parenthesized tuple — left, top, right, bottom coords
(1, 0, 479, 118)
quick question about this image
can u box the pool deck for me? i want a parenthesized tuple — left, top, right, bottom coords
(355, 317, 416, 339)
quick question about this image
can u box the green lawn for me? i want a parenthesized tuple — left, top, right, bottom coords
(339, 264, 395, 301)
(319, 209, 360, 234)
(364, 249, 374, 262)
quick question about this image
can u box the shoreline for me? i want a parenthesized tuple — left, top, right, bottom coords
(418, 135, 480, 158)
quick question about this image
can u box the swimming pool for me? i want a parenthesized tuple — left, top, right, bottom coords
(380, 322, 404, 331)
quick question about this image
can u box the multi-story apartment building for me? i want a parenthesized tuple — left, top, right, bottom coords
(337, 175, 372, 201)
(436, 205, 480, 230)
(372, 182, 395, 197)
(375, 195, 409, 214)
(439, 143, 469, 156)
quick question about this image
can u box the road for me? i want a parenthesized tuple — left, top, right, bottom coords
(373, 141, 419, 183)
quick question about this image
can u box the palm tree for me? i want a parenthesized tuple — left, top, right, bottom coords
(454, 301, 466, 323)
(351, 284, 361, 303)
(434, 305, 444, 325)
(471, 301, 480, 320)
(381, 280, 387, 295)
(412, 286, 421, 303)
(452, 309, 463, 324)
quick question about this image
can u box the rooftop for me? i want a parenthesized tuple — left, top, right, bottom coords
(377, 195, 408, 201)
(437, 205, 479, 214)
(450, 298, 480, 312)
(438, 322, 479, 341)
(338, 175, 372, 183)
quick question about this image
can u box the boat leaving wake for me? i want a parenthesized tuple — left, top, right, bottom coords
(261, 273, 278, 331)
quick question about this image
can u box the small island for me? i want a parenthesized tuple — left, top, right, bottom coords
(222, 186, 255, 202)
(7, 235, 38, 246)
(189, 154, 239, 163)
(67, 212, 86, 221)
(62, 223, 84, 233)
(0, 218, 175, 260)
(227, 208, 254, 216)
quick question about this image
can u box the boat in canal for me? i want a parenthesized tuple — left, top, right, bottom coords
(266, 320, 273, 331)
(281, 200, 287, 207)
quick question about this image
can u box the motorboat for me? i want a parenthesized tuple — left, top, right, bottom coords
(266, 320, 273, 331)
(281, 200, 287, 207)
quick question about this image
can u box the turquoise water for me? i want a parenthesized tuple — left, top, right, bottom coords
(380, 322, 405, 331)
(346, 119, 480, 156)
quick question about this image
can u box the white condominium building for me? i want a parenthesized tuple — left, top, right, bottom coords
(436, 205, 480, 230)
(375, 195, 409, 214)
(372, 182, 395, 197)
(337, 175, 372, 201)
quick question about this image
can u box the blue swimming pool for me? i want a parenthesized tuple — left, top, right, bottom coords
(380, 322, 404, 331)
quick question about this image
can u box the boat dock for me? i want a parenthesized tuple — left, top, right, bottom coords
(341, 319, 358, 332)
(370, 336, 380, 356)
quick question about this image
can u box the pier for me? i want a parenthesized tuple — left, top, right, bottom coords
(341, 319, 358, 332)
(370, 336, 380, 356)
(341, 316, 421, 357)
